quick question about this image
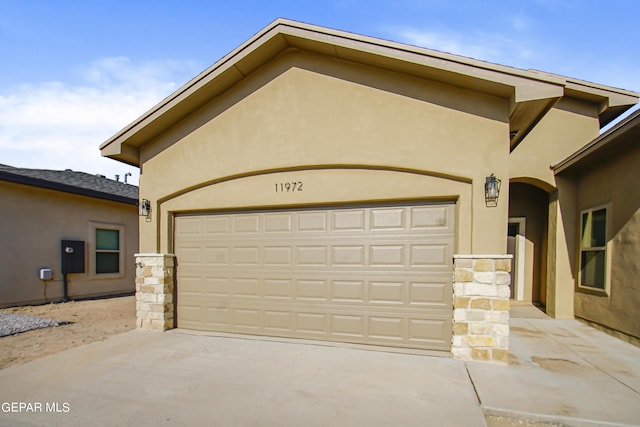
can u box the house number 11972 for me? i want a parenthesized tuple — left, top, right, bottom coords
(275, 181, 303, 192)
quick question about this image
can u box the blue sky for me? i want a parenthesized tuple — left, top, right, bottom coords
(1, 0, 639, 185)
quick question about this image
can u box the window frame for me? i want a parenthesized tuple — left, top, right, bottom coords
(577, 205, 610, 294)
(88, 222, 126, 279)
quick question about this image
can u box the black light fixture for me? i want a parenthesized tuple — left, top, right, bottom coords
(140, 199, 151, 217)
(484, 174, 501, 207)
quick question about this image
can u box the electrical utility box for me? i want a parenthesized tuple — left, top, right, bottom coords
(61, 240, 85, 274)
(39, 268, 53, 280)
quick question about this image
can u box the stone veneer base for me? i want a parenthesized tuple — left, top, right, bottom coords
(135, 253, 175, 331)
(452, 254, 512, 365)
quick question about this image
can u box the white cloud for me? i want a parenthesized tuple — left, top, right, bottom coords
(0, 57, 198, 185)
(509, 13, 531, 32)
(388, 27, 535, 68)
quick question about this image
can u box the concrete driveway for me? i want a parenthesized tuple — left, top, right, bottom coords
(0, 330, 484, 426)
(2, 307, 640, 427)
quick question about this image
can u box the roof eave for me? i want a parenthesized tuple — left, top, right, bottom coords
(0, 171, 138, 205)
(100, 18, 639, 166)
(553, 108, 640, 174)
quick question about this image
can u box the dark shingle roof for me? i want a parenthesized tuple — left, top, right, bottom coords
(0, 164, 138, 205)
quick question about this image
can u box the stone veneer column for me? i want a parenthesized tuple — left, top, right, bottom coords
(135, 253, 175, 331)
(452, 255, 512, 365)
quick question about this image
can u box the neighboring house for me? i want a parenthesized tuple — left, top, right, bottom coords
(100, 19, 638, 362)
(0, 164, 139, 307)
(553, 109, 640, 344)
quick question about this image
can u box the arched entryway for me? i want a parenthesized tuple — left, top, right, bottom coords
(508, 181, 551, 309)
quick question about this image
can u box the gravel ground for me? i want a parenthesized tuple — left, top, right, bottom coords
(0, 312, 63, 337)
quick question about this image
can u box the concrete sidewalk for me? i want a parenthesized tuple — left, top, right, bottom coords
(0, 307, 639, 427)
(474, 311, 640, 426)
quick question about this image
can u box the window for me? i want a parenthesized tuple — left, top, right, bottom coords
(96, 228, 120, 274)
(579, 207, 608, 290)
(89, 222, 125, 277)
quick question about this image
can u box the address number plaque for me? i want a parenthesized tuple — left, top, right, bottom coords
(274, 181, 303, 192)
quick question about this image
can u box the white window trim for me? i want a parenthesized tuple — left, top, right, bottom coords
(88, 221, 126, 280)
(508, 217, 526, 301)
(508, 217, 526, 237)
(577, 205, 611, 294)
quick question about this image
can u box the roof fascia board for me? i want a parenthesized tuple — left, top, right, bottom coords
(565, 79, 639, 102)
(279, 24, 566, 104)
(0, 171, 138, 205)
(279, 20, 568, 86)
(100, 18, 638, 167)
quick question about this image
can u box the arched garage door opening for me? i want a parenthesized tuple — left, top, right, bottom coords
(173, 202, 455, 354)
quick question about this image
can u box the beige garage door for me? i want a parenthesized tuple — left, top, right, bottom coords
(174, 203, 455, 352)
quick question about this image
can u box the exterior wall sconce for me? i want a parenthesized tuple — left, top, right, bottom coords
(140, 199, 151, 218)
(484, 174, 501, 207)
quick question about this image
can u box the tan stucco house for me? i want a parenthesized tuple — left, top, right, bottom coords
(553, 109, 640, 344)
(0, 164, 138, 307)
(100, 19, 638, 363)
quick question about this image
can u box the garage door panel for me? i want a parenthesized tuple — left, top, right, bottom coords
(175, 217, 202, 235)
(204, 247, 229, 264)
(263, 279, 293, 299)
(411, 205, 455, 232)
(178, 247, 202, 264)
(264, 213, 293, 232)
(370, 208, 405, 230)
(232, 278, 260, 297)
(296, 279, 329, 300)
(296, 246, 328, 266)
(263, 310, 293, 331)
(369, 281, 404, 304)
(175, 203, 454, 352)
(332, 209, 366, 231)
(369, 316, 404, 340)
(409, 318, 452, 344)
(331, 280, 365, 302)
(177, 272, 450, 308)
(331, 245, 365, 266)
(330, 314, 365, 337)
(233, 247, 260, 265)
(180, 297, 452, 350)
(370, 244, 405, 266)
(204, 216, 231, 234)
(410, 281, 451, 306)
(410, 243, 450, 266)
(204, 277, 231, 296)
(234, 215, 260, 233)
(204, 306, 232, 327)
(264, 246, 292, 265)
(298, 212, 328, 231)
(233, 308, 261, 330)
(295, 312, 327, 334)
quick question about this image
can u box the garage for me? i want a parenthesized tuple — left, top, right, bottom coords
(174, 203, 454, 353)
(101, 19, 572, 362)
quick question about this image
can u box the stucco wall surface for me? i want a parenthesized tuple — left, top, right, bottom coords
(509, 97, 600, 189)
(137, 50, 511, 255)
(509, 98, 602, 319)
(0, 181, 138, 307)
(573, 143, 640, 340)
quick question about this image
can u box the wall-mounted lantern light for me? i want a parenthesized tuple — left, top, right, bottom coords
(484, 174, 501, 207)
(140, 199, 151, 218)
